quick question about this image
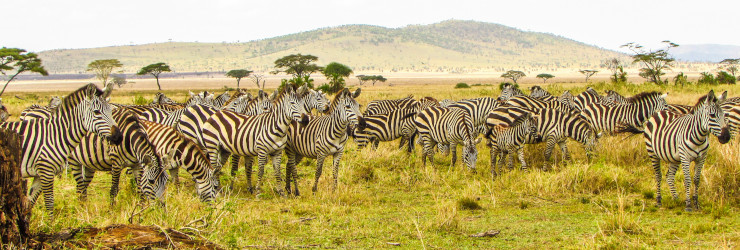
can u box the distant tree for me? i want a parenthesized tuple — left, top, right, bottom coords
(536, 73, 554, 83)
(250, 73, 266, 90)
(356, 75, 368, 86)
(501, 70, 526, 84)
(673, 72, 688, 87)
(602, 58, 628, 83)
(137, 62, 171, 90)
(621, 41, 678, 84)
(367, 75, 387, 86)
(271, 54, 322, 79)
(579, 69, 599, 82)
(719, 58, 739, 78)
(226, 69, 253, 88)
(0, 47, 48, 96)
(87, 59, 123, 87)
(323, 62, 353, 93)
(111, 75, 128, 88)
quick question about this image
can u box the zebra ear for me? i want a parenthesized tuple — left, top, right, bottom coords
(245, 93, 254, 100)
(101, 83, 114, 98)
(353, 88, 362, 98)
(189, 91, 195, 97)
(474, 137, 482, 145)
(297, 84, 308, 96)
(718, 91, 728, 103)
(659, 93, 668, 99)
(269, 89, 278, 101)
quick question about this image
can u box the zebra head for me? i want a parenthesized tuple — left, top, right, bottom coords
(48, 96, 63, 108)
(462, 136, 483, 172)
(573, 87, 604, 111)
(558, 90, 575, 109)
(139, 152, 171, 200)
(603, 90, 627, 106)
(498, 83, 522, 101)
(277, 85, 308, 124)
(333, 88, 363, 126)
(529, 86, 551, 99)
(698, 90, 731, 144)
(83, 85, 123, 145)
(151, 92, 176, 105)
(299, 85, 330, 113)
(0, 98, 8, 122)
(439, 99, 456, 108)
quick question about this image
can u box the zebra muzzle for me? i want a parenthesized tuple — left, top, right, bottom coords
(108, 126, 124, 145)
(718, 127, 731, 144)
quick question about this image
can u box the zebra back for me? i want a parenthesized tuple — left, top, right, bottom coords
(667, 104, 694, 115)
(603, 90, 628, 106)
(582, 91, 668, 134)
(364, 95, 415, 116)
(573, 87, 605, 111)
(506, 95, 574, 114)
(354, 105, 418, 148)
(415, 107, 481, 170)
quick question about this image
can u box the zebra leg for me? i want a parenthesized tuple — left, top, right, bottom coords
(372, 138, 380, 149)
(312, 155, 327, 193)
(244, 156, 255, 194)
(506, 151, 514, 171)
(39, 168, 56, 218)
(558, 140, 571, 163)
(286, 154, 303, 196)
(270, 151, 285, 196)
(331, 151, 344, 192)
(109, 166, 123, 205)
(284, 152, 295, 195)
(693, 155, 707, 211)
(651, 157, 663, 207)
(517, 149, 528, 172)
(490, 146, 499, 178)
(255, 153, 269, 196)
(230, 154, 240, 181)
(666, 163, 680, 200)
(399, 137, 407, 150)
(680, 157, 693, 211)
(169, 167, 180, 189)
(419, 135, 434, 167)
(544, 136, 557, 170)
(28, 177, 42, 208)
(70, 161, 94, 202)
(450, 143, 458, 168)
(408, 132, 417, 153)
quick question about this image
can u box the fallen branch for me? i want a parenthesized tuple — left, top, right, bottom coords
(127, 203, 152, 224)
(528, 194, 560, 204)
(470, 230, 500, 238)
(155, 223, 177, 249)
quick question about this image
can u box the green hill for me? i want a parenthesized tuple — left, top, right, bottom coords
(37, 20, 626, 74)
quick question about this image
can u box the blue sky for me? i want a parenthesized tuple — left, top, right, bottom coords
(4, 0, 739, 52)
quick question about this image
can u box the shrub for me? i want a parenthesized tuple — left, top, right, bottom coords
(716, 71, 736, 84)
(316, 84, 332, 93)
(132, 95, 150, 105)
(457, 197, 482, 210)
(454, 82, 470, 89)
(498, 82, 519, 90)
(673, 72, 689, 87)
(697, 72, 717, 85)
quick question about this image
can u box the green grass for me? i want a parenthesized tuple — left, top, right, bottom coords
(6, 81, 740, 248)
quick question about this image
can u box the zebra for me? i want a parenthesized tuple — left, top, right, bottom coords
(211, 91, 231, 108)
(485, 112, 538, 176)
(667, 104, 694, 115)
(0, 83, 123, 218)
(720, 99, 740, 137)
(137, 91, 219, 124)
(643, 90, 730, 211)
(506, 95, 575, 114)
(138, 119, 218, 201)
(414, 107, 482, 171)
(603, 90, 628, 105)
(498, 83, 525, 101)
(0, 98, 8, 122)
(201, 85, 308, 196)
(67, 109, 167, 203)
(353, 104, 418, 152)
(572, 87, 606, 111)
(151, 92, 177, 105)
(439, 99, 456, 108)
(284, 88, 362, 195)
(529, 86, 558, 102)
(486, 106, 601, 169)
(581, 91, 668, 134)
(558, 90, 575, 108)
(441, 97, 503, 159)
(364, 95, 415, 116)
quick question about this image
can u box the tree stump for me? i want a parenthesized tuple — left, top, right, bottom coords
(0, 128, 29, 246)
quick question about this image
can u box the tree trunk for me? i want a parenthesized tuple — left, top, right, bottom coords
(155, 77, 162, 90)
(0, 128, 29, 246)
(237, 79, 241, 89)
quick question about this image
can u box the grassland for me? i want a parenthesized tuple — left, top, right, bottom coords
(4, 80, 740, 248)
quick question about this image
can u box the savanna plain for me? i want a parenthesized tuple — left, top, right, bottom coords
(3, 78, 739, 249)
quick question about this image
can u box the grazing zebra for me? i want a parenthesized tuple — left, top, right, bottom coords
(529, 86, 557, 102)
(441, 97, 503, 160)
(581, 91, 668, 134)
(364, 95, 415, 116)
(353, 104, 418, 152)
(138, 92, 219, 125)
(506, 95, 574, 114)
(487, 106, 601, 169)
(0, 98, 8, 122)
(67, 109, 167, 203)
(644, 90, 730, 211)
(138, 119, 218, 201)
(572, 87, 606, 111)
(284, 88, 362, 195)
(439, 99, 456, 108)
(201, 85, 308, 196)
(414, 107, 482, 170)
(485, 112, 538, 176)
(0, 84, 123, 218)
(498, 83, 525, 101)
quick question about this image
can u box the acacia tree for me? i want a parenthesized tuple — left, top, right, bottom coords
(621, 41, 678, 84)
(579, 69, 598, 82)
(602, 58, 628, 83)
(250, 74, 266, 90)
(137, 62, 171, 90)
(719, 58, 739, 78)
(0, 47, 48, 96)
(226, 69, 253, 88)
(501, 70, 526, 84)
(323, 62, 353, 93)
(87, 59, 123, 87)
(536, 73, 554, 83)
(356, 75, 368, 86)
(272, 54, 322, 79)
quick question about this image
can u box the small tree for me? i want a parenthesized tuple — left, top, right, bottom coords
(250, 74, 266, 90)
(356, 75, 368, 86)
(717, 71, 736, 84)
(0, 47, 48, 96)
(579, 70, 599, 82)
(501, 70, 526, 84)
(369, 75, 386, 86)
(137, 62, 171, 90)
(87, 59, 123, 87)
(271, 54, 322, 79)
(698, 72, 716, 85)
(673, 72, 688, 87)
(111, 75, 128, 88)
(602, 58, 628, 83)
(719, 59, 739, 78)
(226, 69, 252, 88)
(536, 73, 555, 83)
(323, 62, 353, 94)
(621, 41, 678, 84)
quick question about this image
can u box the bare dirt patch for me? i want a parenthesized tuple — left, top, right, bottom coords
(31, 224, 222, 249)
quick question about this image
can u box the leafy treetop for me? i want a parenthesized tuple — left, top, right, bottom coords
(1, 47, 49, 96)
(501, 70, 526, 84)
(272, 54, 322, 79)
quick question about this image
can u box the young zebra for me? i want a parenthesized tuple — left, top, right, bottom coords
(150, 92, 177, 105)
(67, 109, 167, 203)
(558, 90, 575, 108)
(284, 88, 362, 195)
(415, 107, 482, 171)
(0, 84, 123, 218)
(644, 90, 730, 211)
(201, 85, 308, 196)
(498, 83, 525, 101)
(485, 112, 538, 176)
(138, 119, 218, 201)
(581, 91, 668, 134)
(353, 104, 418, 152)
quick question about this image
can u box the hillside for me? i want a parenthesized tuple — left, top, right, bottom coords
(672, 44, 740, 62)
(37, 20, 627, 74)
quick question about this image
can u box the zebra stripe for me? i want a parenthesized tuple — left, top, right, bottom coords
(644, 90, 730, 211)
(284, 88, 362, 195)
(573, 87, 606, 111)
(506, 95, 574, 114)
(485, 112, 538, 175)
(603, 90, 628, 105)
(581, 91, 668, 134)
(364, 95, 415, 116)
(353, 105, 418, 152)
(414, 107, 482, 170)
(0, 84, 122, 218)
(150, 92, 177, 105)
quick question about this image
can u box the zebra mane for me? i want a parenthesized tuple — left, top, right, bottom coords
(421, 96, 438, 103)
(222, 89, 247, 106)
(328, 88, 351, 110)
(626, 91, 662, 104)
(694, 94, 715, 108)
(56, 83, 104, 113)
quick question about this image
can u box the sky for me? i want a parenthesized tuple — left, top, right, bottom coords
(4, 0, 739, 53)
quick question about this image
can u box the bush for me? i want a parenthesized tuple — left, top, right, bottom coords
(316, 84, 332, 93)
(673, 72, 689, 87)
(454, 82, 470, 89)
(698, 72, 717, 85)
(132, 95, 150, 105)
(716, 71, 736, 84)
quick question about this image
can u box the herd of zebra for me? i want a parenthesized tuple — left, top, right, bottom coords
(0, 82, 737, 219)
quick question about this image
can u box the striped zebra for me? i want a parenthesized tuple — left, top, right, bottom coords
(498, 83, 525, 101)
(644, 90, 730, 211)
(667, 104, 694, 115)
(414, 107, 482, 170)
(201, 85, 308, 196)
(364, 95, 415, 116)
(151, 92, 177, 105)
(506, 95, 575, 114)
(18, 96, 64, 120)
(0, 84, 123, 218)
(139, 119, 218, 201)
(558, 90, 575, 108)
(572, 87, 606, 111)
(487, 106, 601, 169)
(442, 97, 503, 160)
(353, 102, 417, 152)
(720, 98, 740, 136)
(529, 86, 558, 102)
(211, 91, 231, 108)
(67, 109, 168, 203)
(0, 98, 8, 122)
(603, 90, 628, 105)
(485, 112, 538, 176)
(284, 88, 362, 195)
(581, 91, 668, 134)
(138, 92, 218, 124)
